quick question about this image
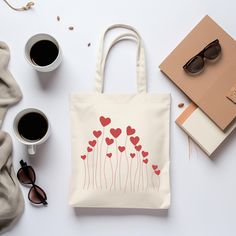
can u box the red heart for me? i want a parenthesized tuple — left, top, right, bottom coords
(130, 153, 135, 158)
(81, 155, 86, 160)
(130, 136, 140, 146)
(152, 165, 158, 170)
(118, 146, 125, 152)
(143, 159, 148, 164)
(110, 128, 122, 138)
(105, 137, 114, 145)
(100, 116, 111, 127)
(142, 151, 148, 158)
(155, 170, 161, 175)
(106, 153, 112, 158)
(89, 140, 97, 147)
(93, 130, 102, 138)
(87, 147, 93, 152)
(135, 145, 142, 152)
(126, 126, 135, 135)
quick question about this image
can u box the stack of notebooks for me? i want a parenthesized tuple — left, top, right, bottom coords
(159, 15, 236, 156)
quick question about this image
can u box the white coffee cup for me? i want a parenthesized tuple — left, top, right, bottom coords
(25, 33, 62, 72)
(13, 108, 50, 155)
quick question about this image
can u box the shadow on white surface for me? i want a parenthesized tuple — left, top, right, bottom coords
(210, 128, 236, 161)
(73, 207, 168, 217)
(34, 63, 63, 90)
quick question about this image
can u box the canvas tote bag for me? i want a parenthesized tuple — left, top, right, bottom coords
(69, 24, 171, 209)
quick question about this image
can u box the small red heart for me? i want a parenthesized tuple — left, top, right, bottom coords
(142, 151, 148, 158)
(105, 137, 114, 145)
(110, 128, 122, 138)
(89, 140, 97, 147)
(135, 145, 142, 152)
(130, 136, 140, 146)
(130, 153, 135, 158)
(152, 165, 158, 170)
(126, 126, 135, 135)
(93, 130, 102, 138)
(87, 147, 93, 152)
(81, 155, 86, 160)
(118, 146, 125, 152)
(155, 170, 161, 175)
(106, 153, 112, 158)
(143, 159, 148, 164)
(100, 116, 111, 127)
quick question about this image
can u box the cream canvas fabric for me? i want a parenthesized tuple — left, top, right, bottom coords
(69, 24, 171, 209)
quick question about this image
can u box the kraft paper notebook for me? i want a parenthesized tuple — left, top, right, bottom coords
(159, 15, 236, 131)
(176, 103, 236, 156)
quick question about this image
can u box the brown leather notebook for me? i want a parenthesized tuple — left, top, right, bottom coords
(159, 15, 236, 131)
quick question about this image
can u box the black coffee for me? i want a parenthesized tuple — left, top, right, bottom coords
(18, 112, 48, 141)
(30, 40, 59, 66)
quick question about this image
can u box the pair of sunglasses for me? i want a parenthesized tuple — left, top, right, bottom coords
(17, 160, 48, 205)
(183, 39, 221, 74)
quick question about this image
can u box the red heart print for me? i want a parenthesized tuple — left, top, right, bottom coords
(81, 155, 86, 160)
(87, 147, 93, 152)
(110, 128, 122, 138)
(130, 153, 135, 158)
(143, 159, 148, 164)
(126, 126, 135, 135)
(93, 130, 102, 138)
(100, 116, 111, 127)
(152, 165, 158, 170)
(142, 151, 148, 158)
(135, 145, 142, 152)
(89, 140, 97, 147)
(130, 136, 140, 146)
(155, 170, 161, 175)
(106, 153, 112, 158)
(118, 146, 125, 152)
(105, 137, 114, 145)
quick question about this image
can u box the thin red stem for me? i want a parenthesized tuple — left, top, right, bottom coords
(92, 150, 95, 189)
(129, 158, 133, 192)
(119, 152, 122, 191)
(87, 152, 90, 190)
(83, 160, 87, 190)
(109, 158, 113, 191)
(152, 173, 155, 190)
(124, 135, 129, 192)
(137, 152, 141, 192)
(113, 139, 118, 191)
(134, 151, 139, 191)
(146, 165, 148, 192)
(95, 138, 99, 189)
(99, 127, 105, 190)
(141, 156, 144, 191)
(103, 145, 108, 189)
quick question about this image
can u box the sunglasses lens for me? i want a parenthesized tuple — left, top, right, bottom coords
(17, 166, 36, 184)
(28, 185, 47, 205)
(185, 56, 204, 73)
(204, 43, 221, 60)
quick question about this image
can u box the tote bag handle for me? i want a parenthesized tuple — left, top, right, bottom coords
(94, 24, 147, 93)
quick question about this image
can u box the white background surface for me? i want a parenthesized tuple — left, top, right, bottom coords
(1, 0, 236, 235)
